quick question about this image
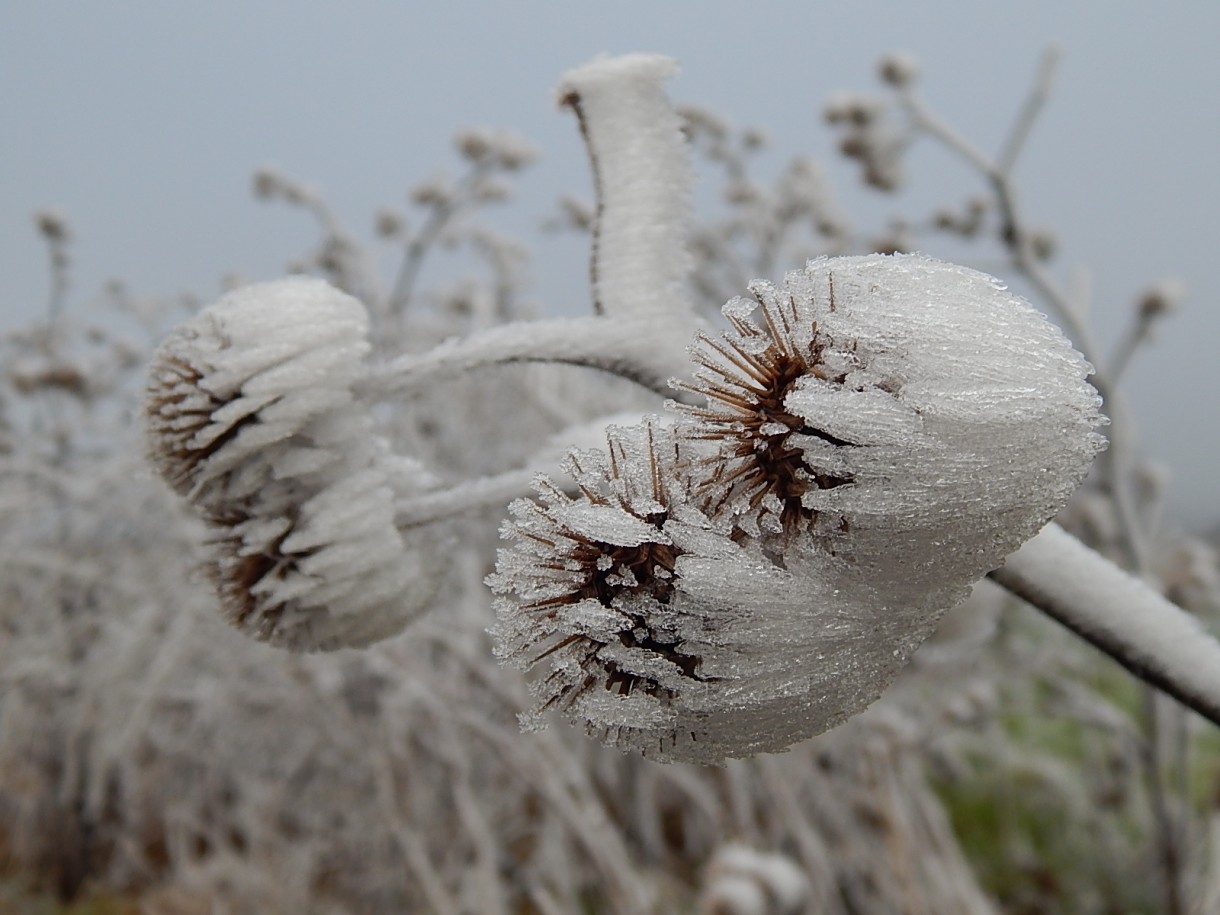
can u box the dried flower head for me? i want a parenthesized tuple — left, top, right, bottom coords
(145, 277, 372, 512)
(33, 209, 72, 242)
(145, 277, 441, 650)
(878, 51, 921, 88)
(489, 423, 702, 747)
(204, 457, 440, 651)
(489, 420, 948, 764)
(676, 253, 1106, 604)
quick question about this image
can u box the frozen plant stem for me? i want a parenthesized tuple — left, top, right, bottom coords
(559, 54, 698, 324)
(991, 524, 1220, 728)
(361, 314, 692, 400)
(388, 159, 493, 313)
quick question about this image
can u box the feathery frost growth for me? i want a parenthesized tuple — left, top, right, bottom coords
(146, 277, 441, 649)
(491, 254, 1106, 764)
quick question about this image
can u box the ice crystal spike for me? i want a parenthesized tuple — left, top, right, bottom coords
(145, 277, 441, 651)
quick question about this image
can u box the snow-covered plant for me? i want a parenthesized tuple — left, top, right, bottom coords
(141, 52, 1220, 764)
(11, 43, 1220, 915)
(145, 276, 441, 649)
(491, 253, 1106, 763)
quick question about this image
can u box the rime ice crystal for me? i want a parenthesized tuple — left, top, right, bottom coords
(146, 277, 440, 650)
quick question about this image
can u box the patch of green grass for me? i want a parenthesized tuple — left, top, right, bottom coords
(0, 876, 140, 915)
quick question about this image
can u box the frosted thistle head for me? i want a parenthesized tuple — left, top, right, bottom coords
(491, 255, 1104, 765)
(145, 277, 372, 513)
(675, 253, 1106, 602)
(145, 277, 441, 650)
(489, 421, 936, 765)
(489, 423, 700, 747)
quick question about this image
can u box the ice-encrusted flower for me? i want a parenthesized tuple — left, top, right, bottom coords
(492, 256, 1106, 764)
(675, 253, 1106, 604)
(489, 421, 941, 764)
(489, 423, 702, 748)
(145, 277, 441, 650)
(145, 277, 371, 514)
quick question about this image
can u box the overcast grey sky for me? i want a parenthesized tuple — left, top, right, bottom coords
(3, 2, 1217, 528)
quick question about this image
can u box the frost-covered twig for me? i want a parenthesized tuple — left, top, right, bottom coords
(362, 314, 691, 399)
(559, 54, 698, 324)
(991, 523, 1220, 729)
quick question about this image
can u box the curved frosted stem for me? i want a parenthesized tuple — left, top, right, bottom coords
(559, 54, 697, 325)
(991, 523, 1220, 727)
(361, 315, 691, 399)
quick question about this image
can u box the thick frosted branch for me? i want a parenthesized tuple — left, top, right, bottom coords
(362, 315, 691, 399)
(991, 523, 1220, 727)
(559, 54, 697, 324)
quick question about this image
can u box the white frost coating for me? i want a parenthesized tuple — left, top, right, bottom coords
(992, 523, 1220, 723)
(559, 54, 698, 325)
(146, 277, 442, 651)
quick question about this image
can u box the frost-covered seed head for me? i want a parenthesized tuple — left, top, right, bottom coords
(204, 459, 441, 651)
(489, 419, 943, 764)
(34, 208, 72, 242)
(489, 423, 701, 740)
(676, 253, 1106, 602)
(1138, 278, 1186, 318)
(879, 51, 921, 87)
(145, 277, 372, 513)
(145, 277, 441, 650)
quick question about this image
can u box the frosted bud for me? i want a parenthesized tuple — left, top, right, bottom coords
(879, 51, 920, 87)
(676, 252, 1105, 622)
(251, 167, 282, 199)
(374, 208, 405, 239)
(1138, 277, 1186, 318)
(700, 845, 809, 915)
(34, 208, 72, 242)
(145, 277, 441, 650)
(145, 277, 371, 512)
(490, 421, 908, 764)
